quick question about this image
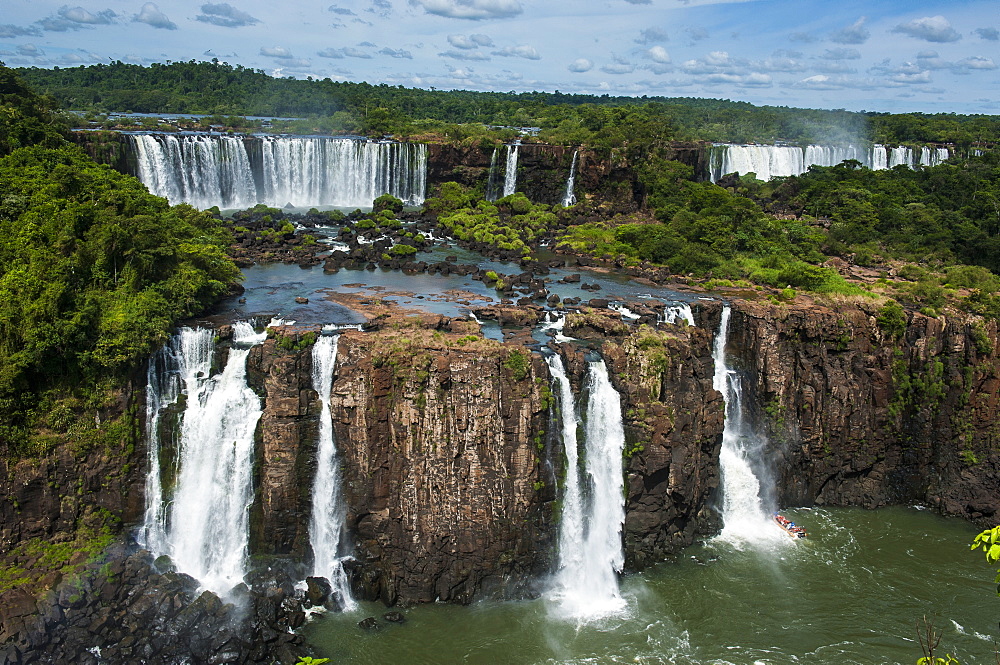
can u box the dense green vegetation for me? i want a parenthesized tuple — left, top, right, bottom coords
(0, 65, 240, 455)
(759, 155, 1000, 272)
(14, 61, 1000, 146)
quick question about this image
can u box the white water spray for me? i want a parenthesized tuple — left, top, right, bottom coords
(548, 355, 626, 620)
(712, 306, 785, 546)
(147, 323, 267, 593)
(503, 144, 519, 197)
(485, 147, 501, 201)
(562, 150, 578, 207)
(660, 303, 695, 327)
(308, 335, 356, 610)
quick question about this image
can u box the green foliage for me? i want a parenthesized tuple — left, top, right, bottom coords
(971, 525, 1000, 592)
(503, 349, 530, 381)
(390, 244, 418, 257)
(373, 193, 404, 214)
(295, 658, 330, 665)
(0, 66, 70, 156)
(770, 153, 1000, 276)
(0, 144, 239, 450)
(434, 193, 557, 255)
(876, 301, 908, 339)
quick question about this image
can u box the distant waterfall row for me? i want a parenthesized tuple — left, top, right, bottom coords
(141, 326, 354, 603)
(709, 143, 951, 182)
(129, 134, 428, 209)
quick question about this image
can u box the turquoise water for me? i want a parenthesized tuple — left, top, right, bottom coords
(305, 507, 996, 664)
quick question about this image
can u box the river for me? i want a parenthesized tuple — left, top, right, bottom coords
(305, 507, 994, 665)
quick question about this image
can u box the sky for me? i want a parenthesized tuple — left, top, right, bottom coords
(1, 0, 998, 114)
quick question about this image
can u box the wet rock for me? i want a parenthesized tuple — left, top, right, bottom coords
(358, 617, 380, 631)
(383, 611, 406, 623)
(304, 577, 332, 608)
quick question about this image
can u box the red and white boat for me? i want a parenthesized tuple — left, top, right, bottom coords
(774, 513, 807, 539)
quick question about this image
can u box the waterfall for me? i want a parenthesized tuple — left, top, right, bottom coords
(548, 355, 626, 620)
(139, 335, 184, 554)
(502, 144, 519, 197)
(144, 323, 267, 593)
(562, 150, 578, 206)
(709, 143, 951, 182)
(660, 303, 695, 327)
(485, 147, 501, 201)
(712, 306, 784, 546)
(308, 335, 356, 610)
(128, 135, 428, 209)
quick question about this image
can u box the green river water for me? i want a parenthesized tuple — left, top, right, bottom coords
(305, 506, 996, 665)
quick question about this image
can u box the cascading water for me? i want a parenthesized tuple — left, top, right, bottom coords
(129, 134, 427, 209)
(660, 302, 695, 327)
(712, 306, 785, 545)
(485, 147, 501, 201)
(138, 336, 183, 555)
(547, 354, 626, 620)
(308, 335, 356, 610)
(562, 150, 578, 206)
(502, 143, 519, 197)
(709, 143, 951, 182)
(144, 322, 267, 593)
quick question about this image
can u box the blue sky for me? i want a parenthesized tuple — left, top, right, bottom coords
(2, 0, 998, 114)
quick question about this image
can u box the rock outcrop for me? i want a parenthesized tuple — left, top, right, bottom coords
(329, 330, 555, 605)
(730, 299, 1000, 523)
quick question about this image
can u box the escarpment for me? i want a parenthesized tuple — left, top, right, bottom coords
(328, 331, 555, 606)
(729, 299, 1000, 523)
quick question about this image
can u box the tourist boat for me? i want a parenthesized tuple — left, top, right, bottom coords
(774, 513, 807, 539)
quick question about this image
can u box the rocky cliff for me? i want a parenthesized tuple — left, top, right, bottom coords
(329, 329, 555, 606)
(730, 298, 1000, 523)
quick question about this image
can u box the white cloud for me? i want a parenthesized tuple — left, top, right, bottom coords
(328, 5, 356, 15)
(646, 46, 671, 64)
(975, 27, 999, 41)
(601, 57, 635, 75)
(955, 55, 997, 71)
(318, 47, 374, 59)
(820, 48, 861, 60)
(789, 74, 851, 91)
(892, 16, 960, 43)
(830, 17, 869, 45)
(17, 44, 45, 56)
(60, 6, 116, 25)
(196, 3, 260, 28)
(133, 3, 177, 30)
(380, 47, 413, 58)
(261, 46, 295, 58)
(37, 6, 118, 31)
(0, 24, 41, 38)
(439, 49, 491, 60)
(567, 58, 593, 73)
(411, 0, 522, 20)
(447, 33, 494, 49)
(635, 27, 668, 44)
(491, 45, 540, 60)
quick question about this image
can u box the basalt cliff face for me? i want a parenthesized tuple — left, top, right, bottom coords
(729, 299, 1000, 523)
(242, 313, 728, 603)
(426, 142, 706, 207)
